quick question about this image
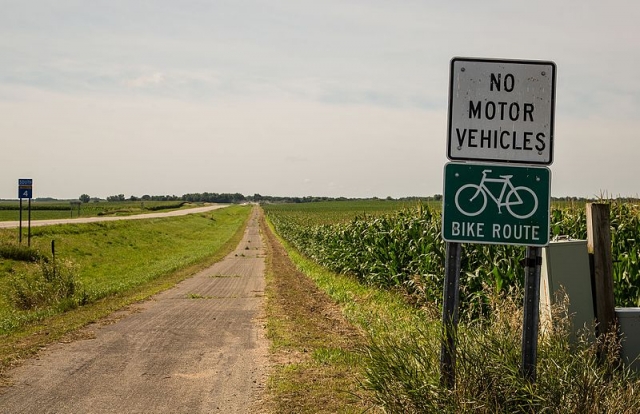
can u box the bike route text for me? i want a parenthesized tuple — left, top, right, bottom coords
(451, 221, 541, 242)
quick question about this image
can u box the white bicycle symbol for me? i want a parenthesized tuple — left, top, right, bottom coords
(454, 169, 538, 219)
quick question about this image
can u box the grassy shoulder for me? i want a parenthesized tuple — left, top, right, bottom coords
(261, 212, 377, 413)
(0, 205, 251, 377)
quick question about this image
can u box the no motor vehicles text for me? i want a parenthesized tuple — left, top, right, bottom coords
(453, 72, 549, 155)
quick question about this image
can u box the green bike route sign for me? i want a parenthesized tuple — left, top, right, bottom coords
(442, 162, 551, 246)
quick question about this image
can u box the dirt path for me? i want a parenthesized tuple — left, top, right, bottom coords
(0, 204, 230, 229)
(0, 207, 268, 413)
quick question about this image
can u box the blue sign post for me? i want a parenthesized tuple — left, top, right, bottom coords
(17, 179, 33, 245)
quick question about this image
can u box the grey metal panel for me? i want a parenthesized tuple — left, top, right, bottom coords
(616, 308, 640, 371)
(539, 240, 595, 341)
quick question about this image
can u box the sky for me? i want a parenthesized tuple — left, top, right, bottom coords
(1, 1, 640, 200)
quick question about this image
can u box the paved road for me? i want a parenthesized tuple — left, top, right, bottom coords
(0, 207, 268, 413)
(0, 204, 230, 229)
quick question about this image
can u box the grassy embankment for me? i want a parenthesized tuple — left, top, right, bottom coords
(0, 205, 251, 376)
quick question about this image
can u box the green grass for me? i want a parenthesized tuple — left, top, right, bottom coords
(269, 217, 428, 342)
(0, 205, 251, 335)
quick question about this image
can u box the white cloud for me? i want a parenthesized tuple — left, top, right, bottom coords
(125, 72, 165, 88)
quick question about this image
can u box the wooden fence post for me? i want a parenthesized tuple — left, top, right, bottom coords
(586, 203, 617, 337)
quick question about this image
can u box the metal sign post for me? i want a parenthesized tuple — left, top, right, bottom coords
(28, 198, 32, 247)
(440, 242, 461, 388)
(19, 199, 23, 244)
(521, 246, 543, 381)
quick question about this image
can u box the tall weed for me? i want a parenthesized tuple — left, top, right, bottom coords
(8, 259, 82, 311)
(363, 287, 640, 413)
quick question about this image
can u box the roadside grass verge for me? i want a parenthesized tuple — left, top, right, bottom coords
(264, 213, 640, 413)
(0, 205, 251, 376)
(261, 214, 377, 414)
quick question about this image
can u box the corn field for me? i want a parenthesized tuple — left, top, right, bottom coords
(264, 200, 640, 308)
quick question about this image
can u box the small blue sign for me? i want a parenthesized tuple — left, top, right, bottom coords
(18, 178, 33, 199)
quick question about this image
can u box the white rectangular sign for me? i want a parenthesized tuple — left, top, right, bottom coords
(447, 57, 556, 165)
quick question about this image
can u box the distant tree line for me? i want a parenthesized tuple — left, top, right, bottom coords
(183, 193, 246, 203)
(76, 193, 638, 205)
(92, 193, 446, 204)
(103, 194, 182, 202)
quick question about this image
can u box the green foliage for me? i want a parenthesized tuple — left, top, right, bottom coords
(8, 259, 82, 311)
(265, 200, 640, 308)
